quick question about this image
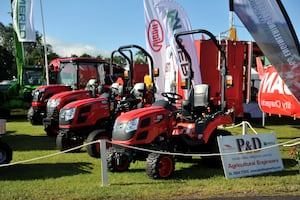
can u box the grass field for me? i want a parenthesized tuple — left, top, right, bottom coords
(0, 115, 299, 200)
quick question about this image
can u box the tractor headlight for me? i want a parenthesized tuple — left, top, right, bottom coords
(125, 118, 139, 133)
(60, 107, 76, 121)
(47, 98, 61, 107)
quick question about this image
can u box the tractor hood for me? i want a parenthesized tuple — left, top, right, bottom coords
(116, 105, 167, 122)
(35, 84, 71, 91)
(112, 104, 173, 143)
(62, 96, 108, 109)
(49, 89, 89, 100)
(47, 89, 91, 110)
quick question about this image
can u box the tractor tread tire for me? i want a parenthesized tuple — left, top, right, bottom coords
(86, 129, 111, 158)
(106, 147, 130, 172)
(202, 129, 231, 168)
(56, 134, 83, 153)
(146, 153, 174, 179)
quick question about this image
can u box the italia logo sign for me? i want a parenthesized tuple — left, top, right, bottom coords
(147, 19, 164, 52)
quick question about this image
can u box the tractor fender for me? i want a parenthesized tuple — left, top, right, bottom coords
(201, 114, 233, 144)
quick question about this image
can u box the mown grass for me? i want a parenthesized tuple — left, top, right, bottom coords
(0, 115, 299, 200)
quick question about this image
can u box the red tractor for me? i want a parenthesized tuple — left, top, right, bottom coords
(41, 57, 124, 136)
(57, 45, 158, 155)
(106, 29, 233, 179)
(27, 57, 118, 126)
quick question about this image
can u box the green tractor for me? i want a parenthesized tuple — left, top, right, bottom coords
(0, 2, 45, 118)
(0, 65, 44, 118)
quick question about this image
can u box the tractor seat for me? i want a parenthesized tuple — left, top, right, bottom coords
(129, 83, 146, 109)
(85, 79, 98, 97)
(130, 83, 146, 99)
(192, 84, 210, 108)
(181, 84, 210, 119)
(110, 82, 123, 97)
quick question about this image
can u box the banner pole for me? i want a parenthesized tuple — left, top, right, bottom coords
(39, 0, 49, 85)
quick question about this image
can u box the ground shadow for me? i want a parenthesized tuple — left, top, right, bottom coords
(172, 158, 300, 180)
(173, 160, 224, 179)
(2, 134, 57, 151)
(0, 162, 92, 180)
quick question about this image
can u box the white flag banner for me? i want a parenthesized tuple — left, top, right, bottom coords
(155, 0, 202, 99)
(144, 0, 166, 99)
(12, 0, 36, 42)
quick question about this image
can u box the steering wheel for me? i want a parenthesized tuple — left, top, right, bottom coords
(161, 92, 183, 103)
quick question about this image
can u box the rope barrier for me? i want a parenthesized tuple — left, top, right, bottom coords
(0, 121, 299, 168)
(106, 137, 300, 157)
(0, 140, 99, 167)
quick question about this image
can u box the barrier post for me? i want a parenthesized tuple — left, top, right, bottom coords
(242, 121, 248, 135)
(100, 139, 108, 186)
(262, 112, 265, 127)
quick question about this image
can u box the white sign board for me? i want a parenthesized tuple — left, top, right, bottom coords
(217, 132, 284, 179)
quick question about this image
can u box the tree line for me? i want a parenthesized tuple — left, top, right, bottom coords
(0, 23, 147, 82)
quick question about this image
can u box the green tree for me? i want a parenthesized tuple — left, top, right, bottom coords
(135, 50, 147, 64)
(80, 53, 92, 58)
(111, 55, 127, 66)
(0, 22, 58, 78)
(0, 45, 14, 81)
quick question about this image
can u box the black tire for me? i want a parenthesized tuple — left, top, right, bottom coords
(27, 107, 42, 125)
(86, 129, 112, 158)
(0, 141, 13, 164)
(106, 147, 130, 172)
(45, 126, 58, 137)
(146, 153, 174, 179)
(202, 129, 231, 168)
(56, 134, 83, 153)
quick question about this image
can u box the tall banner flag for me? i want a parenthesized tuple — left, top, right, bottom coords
(155, 0, 201, 99)
(231, 0, 300, 102)
(144, 0, 166, 99)
(144, 0, 201, 99)
(12, 0, 36, 42)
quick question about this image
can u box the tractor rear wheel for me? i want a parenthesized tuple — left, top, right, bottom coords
(202, 129, 231, 168)
(56, 134, 83, 153)
(146, 153, 174, 179)
(0, 141, 12, 164)
(107, 148, 130, 172)
(86, 129, 111, 158)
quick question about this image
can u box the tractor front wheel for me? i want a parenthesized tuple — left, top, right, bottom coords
(56, 134, 83, 153)
(107, 148, 130, 172)
(27, 107, 42, 125)
(0, 141, 12, 164)
(45, 126, 58, 137)
(86, 129, 112, 158)
(146, 153, 174, 179)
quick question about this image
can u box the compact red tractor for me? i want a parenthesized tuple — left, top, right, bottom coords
(42, 58, 124, 136)
(27, 57, 117, 126)
(107, 29, 233, 179)
(57, 45, 158, 155)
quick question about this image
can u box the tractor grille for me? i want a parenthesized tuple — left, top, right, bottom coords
(46, 107, 59, 118)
